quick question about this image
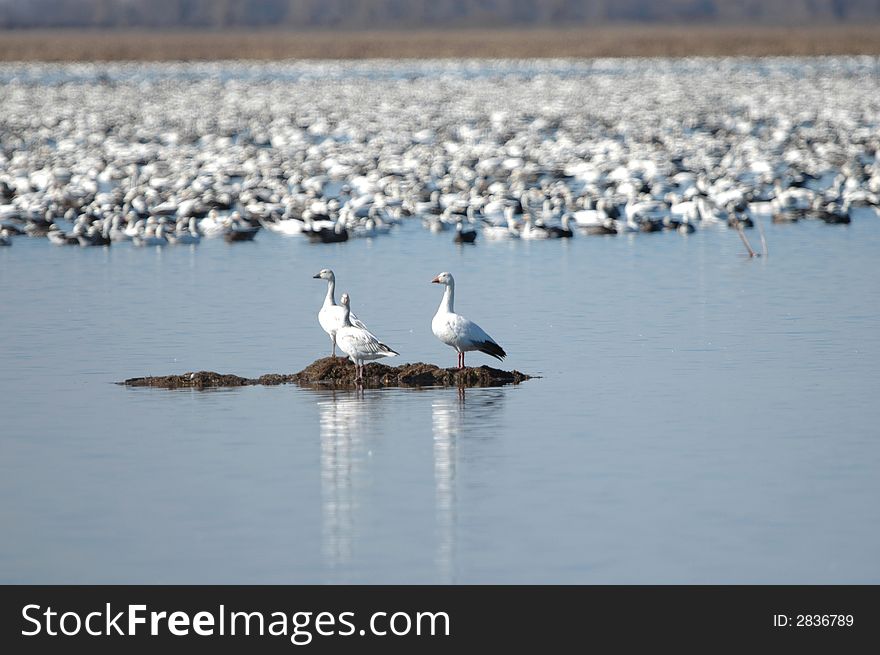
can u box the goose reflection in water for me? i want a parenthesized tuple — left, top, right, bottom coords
(317, 390, 377, 574)
(431, 386, 508, 583)
(317, 386, 508, 582)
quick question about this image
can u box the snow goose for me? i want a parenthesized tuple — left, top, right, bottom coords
(47, 224, 79, 246)
(579, 200, 617, 234)
(224, 224, 259, 242)
(695, 195, 732, 225)
(482, 205, 520, 240)
(199, 209, 228, 238)
(815, 201, 851, 224)
(166, 217, 201, 245)
(572, 199, 608, 228)
(539, 198, 560, 226)
(481, 197, 507, 224)
(624, 197, 666, 232)
(582, 220, 618, 235)
(772, 181, 813, 222)
(77, 221, 111, 246)
(222, 212, 260, 242)
(415, 190, 442, 218)
(350, 206, 393, 238)
(424, 207, 451, 233)
(336, 293, 398, 381)
(132, 223, 168, 247)
(453, 221, 477, 244)
(546, 213, 574, 238)
(519, 203, 550, 240)
(108, 215, 131, 242)
(313, 269, 368, 357)
(431, 271, 506, 369)
(25, 210, 53, 237)
(260, 212, 305, 236)
(672, 216, 696, 233)
(306, 211, 349, 243)
(123, 215, 145, 239)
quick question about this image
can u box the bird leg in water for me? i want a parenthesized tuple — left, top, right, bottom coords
(756, 216, 768, 257)
(736, 222, 757, 257)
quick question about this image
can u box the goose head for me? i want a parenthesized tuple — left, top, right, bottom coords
(431, 271, 453, 286)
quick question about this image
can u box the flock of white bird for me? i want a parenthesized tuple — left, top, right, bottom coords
(1, 58, 878, 252)
(314, 268, 504, 379)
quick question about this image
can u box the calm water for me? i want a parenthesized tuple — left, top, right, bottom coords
(2, 214, 879, 583)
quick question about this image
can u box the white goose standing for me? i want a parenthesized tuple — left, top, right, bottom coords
(431, 272, 506, 369)
(313, 269, 367, 356)
(336, 293, 399, 381)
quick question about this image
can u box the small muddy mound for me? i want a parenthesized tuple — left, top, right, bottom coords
(291, 357, 532, 388)
(121, 371, 256, 389)
(120, 357, 533, 390)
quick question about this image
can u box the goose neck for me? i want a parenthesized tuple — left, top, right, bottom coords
(439, 282, 455, 314)
(324, 277, 336, 307)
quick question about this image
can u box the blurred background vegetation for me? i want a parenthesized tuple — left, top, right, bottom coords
(2, 0, 880, 29)
(1, 1, 879, 59)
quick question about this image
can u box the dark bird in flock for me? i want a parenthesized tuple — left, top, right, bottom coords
(453, 221, 477, 244)
(224, 224, 260, 242)
(817, 202, 851, 224)
(305, 208, 350, 243)
(546, 213, 574, 238)
(307, 223, 349, 243)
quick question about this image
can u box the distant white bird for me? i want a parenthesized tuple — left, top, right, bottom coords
(571, 207, 606, 228)
(336, 293, 398, 381)
(519, 200, 550, 239)
(431, 271, 506, 369)
(483, 205, 520, 240)
(260, 214, 305, 236)
(198, 209, 228, 238)
(122, 216, 144, 239)
(104, 215, 126, 242)
(695, 196, 730, 224)
(313, 268, 367, 357)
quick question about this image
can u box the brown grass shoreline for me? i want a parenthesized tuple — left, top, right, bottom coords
(2, 26, 880, 61)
